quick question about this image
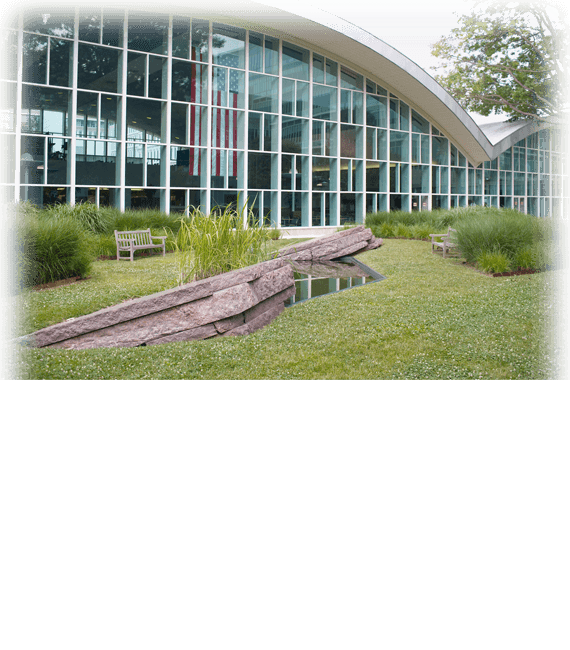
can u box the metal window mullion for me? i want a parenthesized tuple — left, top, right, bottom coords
(204, 21, 212, 215)
(334, 75, 340, 224)
(243, 29, 249, 224)
(14, 16, 24, 194)
(163, 15, 173, 213)
(307, 52, 313, 219)
(69, 9, 79, 204)
(119, 13, 128, 210)
(276, 36, 282, 228)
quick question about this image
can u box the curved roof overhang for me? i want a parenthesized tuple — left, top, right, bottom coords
(66, 0, 547, 166)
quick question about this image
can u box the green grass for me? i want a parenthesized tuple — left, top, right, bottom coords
(12, 239, 556, 380)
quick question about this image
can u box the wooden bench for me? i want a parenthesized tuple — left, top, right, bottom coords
(429, 227, 458, 258)
(114, 229, 167, 262)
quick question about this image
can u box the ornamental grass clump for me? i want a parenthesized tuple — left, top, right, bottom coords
(453, 209, 552, 273)
(17, 205, 94, 287)
(174, 204, 271, 285)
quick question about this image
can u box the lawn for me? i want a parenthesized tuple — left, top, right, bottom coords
(12, 238, 556, 379)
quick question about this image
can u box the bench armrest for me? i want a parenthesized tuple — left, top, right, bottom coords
(151, 235, 167, 241)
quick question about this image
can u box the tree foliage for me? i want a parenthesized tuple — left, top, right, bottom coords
(431, 1, 569, 121)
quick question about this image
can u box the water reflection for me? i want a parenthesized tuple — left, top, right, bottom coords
(285, 258, 384, 306)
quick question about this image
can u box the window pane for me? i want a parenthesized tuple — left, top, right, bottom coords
(212, 67, 227, 106)
(79, 13, 101, 43)
(172, 17, 190, 59)
(22, 33, 48, 84)
(49, 39, 72, 87)
(378, 130, 388, 160)
(282, 117, 308, 154)
(76, 140, 117, 185)
(148, 56, 167, 99)
(249, 33, 263, 73)
(399, 102, 409, 130)
(264, 114, 278, 152)
(171, 61, 207, 103)
(102, 11, 123, 47)
(191, 20, 209, 63)
(340, 66, 363, 91)
(146, 144, 164, 186)
(0, 82, 17, 132)
(265, 37, 279, 75)
(282, 42, 309, 81)
(126, 142, 144, 185)
(170, 146, 204, 187)
(77, 91, 99, 138)
(313, 157, 332, 191)
(296, 82, 309, 117)
(313, 85, 337, 121)
(101, 95, 119, 139)
(23, 10, 75, 38)
(77, 44, 119, 93)
(411, 109, 429, 134)
(20, 135, 45, 184)
(212, 24, 245, 69)
(249, 73, 278, 113)
(353, 92, 363, 124)
(325, 60, 337, 86)
(127, 52, 146, 96)
(248, 112, 261, 150)
(128, 14, 168, 55)
(341, 124, 362, 158)
(366, 95, 387, 128)
(211, 109, 242, 149)
(432, 136, 448, 166)
(248, 152, 273, 189)
(21, 86, 70, 136)
(282, 79, 295, 116)
(390, 132, 409, 162)
(313, 55, 325, 85)
(126, 98, 164, 142)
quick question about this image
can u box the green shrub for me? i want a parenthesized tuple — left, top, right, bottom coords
(394, 223, 413, 238)
(476, 250, 511, 274)
(18, 211, 94, 287)
(410, 224, 432, 240)
(108, 208, 184, 235)
(513, 247, 536, 269)
(371, 223, 395, 238)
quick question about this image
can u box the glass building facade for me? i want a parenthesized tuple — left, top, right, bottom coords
(1, 8, 567, 226)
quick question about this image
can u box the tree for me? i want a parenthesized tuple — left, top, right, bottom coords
(431, 1, 569, 121)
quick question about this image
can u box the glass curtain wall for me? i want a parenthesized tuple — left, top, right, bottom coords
(2, 8, 566, 221)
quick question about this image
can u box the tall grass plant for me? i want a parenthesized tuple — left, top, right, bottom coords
(174, 204, 272, 284)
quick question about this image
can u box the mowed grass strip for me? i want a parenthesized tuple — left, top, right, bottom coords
(14, 239, 555, 380)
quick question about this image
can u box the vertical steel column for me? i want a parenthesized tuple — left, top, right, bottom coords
(119, 12, 128, 211)
(162, 15, 173, 214)
(69, 9, 79, 206)
(14, 13, 23, 197)
(204, 21, 212, 216)
(276, 35, 282, 228)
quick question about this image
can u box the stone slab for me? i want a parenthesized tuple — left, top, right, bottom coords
(223, 303, 285, 337)
(276, 225, 366, 257)
(289, 260, 369, 278)
(144, 323, 219, 346)
(34, 257, 289, 347)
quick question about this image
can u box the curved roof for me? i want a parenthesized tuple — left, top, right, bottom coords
(97, 0, 544, 165)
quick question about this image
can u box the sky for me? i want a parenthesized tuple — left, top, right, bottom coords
(307, 0, 504, 123)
